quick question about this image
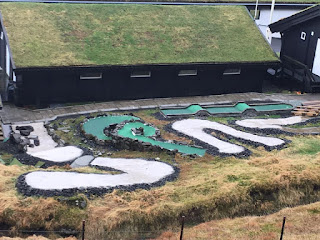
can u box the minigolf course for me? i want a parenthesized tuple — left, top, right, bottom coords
(116, 121, 206, 156)
(161, 102, 294, 117)
(82, 115, 139, 140)
(82, 115, 206, 156)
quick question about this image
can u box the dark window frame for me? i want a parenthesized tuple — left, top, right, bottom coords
(178, 69, 198, 76)
(80, 73, 102, 80)
(223, 68, 241, 75)
(130, 70, 151, 78)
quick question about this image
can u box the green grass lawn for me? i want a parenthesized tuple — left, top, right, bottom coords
(0, 3, 278, 67)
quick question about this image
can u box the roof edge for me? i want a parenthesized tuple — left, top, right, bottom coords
(270, 4, 320, 33)
(14, 60, 280, 71)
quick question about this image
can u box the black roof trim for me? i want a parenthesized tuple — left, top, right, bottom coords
(270, 4, 320, 33)
(14, 61, 279, 72)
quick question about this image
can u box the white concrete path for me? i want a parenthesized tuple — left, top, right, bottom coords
(13, 122, 83, 162)
(172, 119, 285, 154)
(235, 116, 307, 129)
(24, 157, 175, 190)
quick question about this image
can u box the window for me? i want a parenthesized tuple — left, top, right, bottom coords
(80, 73, 102, 80)
(131, 70, 151, 78)
(301, 32, 306, 41)
(178, 70, 197, 76)
(223, 68, 241, 75)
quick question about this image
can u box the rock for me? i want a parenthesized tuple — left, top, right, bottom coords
(21, 138, 30, 146)
(16, 125, 34, 132)
(70, 155, 94, 168)
(48, 128, 55, 135)
(12, 133, 22, 144)
(34, 139, 40, 146)
(107, 152, 112, 156)
(20, 129, 33, 136)
(58, 127, 71, 131)
(155, 157, 160, 161)
(28, 135, 39, 140)
(58, 139, 65, 146)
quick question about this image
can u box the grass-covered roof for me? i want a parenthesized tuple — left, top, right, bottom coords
(0, 3, 278, 68)
(36, 0, 320, 3)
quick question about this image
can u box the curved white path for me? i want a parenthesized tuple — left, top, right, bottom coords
(13, 122, 83, 162)
(172, 119, 285, 154)
(30, 146, 83, 162)
(235, 116, 307, 129)
(24, 157, 175, 190)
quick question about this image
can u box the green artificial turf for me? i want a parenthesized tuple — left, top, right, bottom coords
(0, 3, 278, 67)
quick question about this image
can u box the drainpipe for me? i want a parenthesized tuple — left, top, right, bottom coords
(266, 0, 276, 44)
(254, 0, 259, 19)
(269, 0, 276, 24)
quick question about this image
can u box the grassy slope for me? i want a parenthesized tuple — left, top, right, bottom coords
(153, 201, 320, 239)
(0, 3, 278, 67)
(1, 111, 320, 239)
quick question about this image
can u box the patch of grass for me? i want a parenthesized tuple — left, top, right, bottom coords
(153, 201, 320, 240)
(290, 120, 320, 129)
(290, 136, 320, 155)
(0, 3, 278, 67)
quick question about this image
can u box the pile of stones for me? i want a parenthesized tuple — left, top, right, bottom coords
(11, 126, 40, 152)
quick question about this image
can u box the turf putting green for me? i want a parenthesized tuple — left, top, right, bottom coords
(161, 103, 293, 117)
(117, 122, 206, 156)
(82, 115, 139, 140)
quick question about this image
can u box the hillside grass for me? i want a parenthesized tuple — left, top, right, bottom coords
(153, 201, 320, 240)
(1, 111, 320, 239)
(0, 3, 278, 67)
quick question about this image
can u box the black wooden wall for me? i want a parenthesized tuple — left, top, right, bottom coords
(281, 17, 320, 69)
(14, 63, 273, 106)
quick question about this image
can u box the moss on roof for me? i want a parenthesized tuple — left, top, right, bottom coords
(0, 3, 278, 68)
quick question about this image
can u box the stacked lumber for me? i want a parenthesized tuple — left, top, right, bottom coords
(292, 101, 320, 117)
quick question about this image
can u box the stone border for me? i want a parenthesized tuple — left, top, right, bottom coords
(16, 158, 179, 197)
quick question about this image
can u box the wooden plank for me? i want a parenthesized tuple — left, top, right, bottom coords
(306, 112, 319, 117)
(302, 101, 320, 106)
(296, 105, 320, 109)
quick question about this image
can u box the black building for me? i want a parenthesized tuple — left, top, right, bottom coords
(0, 3, 279, 107)
(270, 5, 320, 92)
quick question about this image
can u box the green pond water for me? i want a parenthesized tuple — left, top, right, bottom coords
(117, 122, 206, 156)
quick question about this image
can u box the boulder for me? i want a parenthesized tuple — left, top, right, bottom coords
(70, 155, 94, 168)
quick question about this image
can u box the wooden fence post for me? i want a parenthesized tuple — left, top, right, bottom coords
(280, 217, 286, 240)
(179, 216, 185, 240)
